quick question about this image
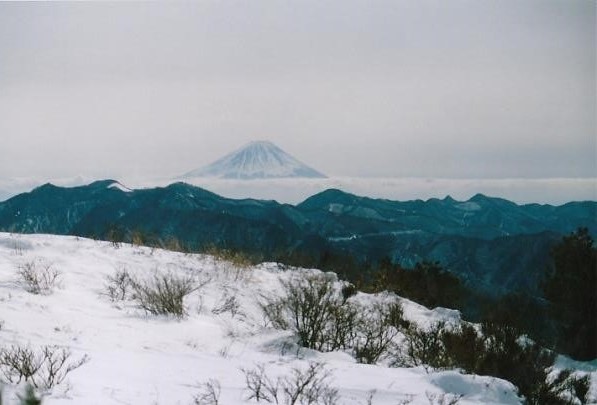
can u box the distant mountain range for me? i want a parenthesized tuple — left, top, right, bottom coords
(1, 180, 595, 296)
(182, 140, 326, 179)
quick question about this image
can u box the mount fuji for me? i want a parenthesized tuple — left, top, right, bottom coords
(182, 141, 326, 179)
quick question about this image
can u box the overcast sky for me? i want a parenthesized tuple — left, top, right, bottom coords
(0, 0, 595, 180)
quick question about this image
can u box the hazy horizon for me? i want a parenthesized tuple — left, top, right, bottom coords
(0, 175, 595, 207)
(0, 0, 595, 184)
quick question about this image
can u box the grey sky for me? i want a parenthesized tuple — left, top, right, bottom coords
(0, 0, 595, 180)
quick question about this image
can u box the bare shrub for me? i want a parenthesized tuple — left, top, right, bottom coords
(0, 345, 88, 390)
(241, 362, 339, 405)
(10, 238, 24, 256)
(217, 345, 230, 358)
(211, 294, 243, 319)
(260, 299, 289, 330)
(204, 245, 255, 269)
(130, 271, 197, 317)
(17, 261, 61, 295)
(425, 392, 462, 405)
(396, 321, 448, 371)
(396, 319, 593, 404)
(262, 275, 342, 351)
(396, 394, 416, 405)
(568, 373, 591, 405)
(103, 267, 133, 302)
(438, 322, 483, 372)
(130, 230, 145, 247)
(36, 346, 89, 390)
(261, 274, 404, 364)
(241, 364, 279, 403)
(164, 236, 188, 253)
(323, 302, 358, 352)
(353, 302, 401, 364)
(193, 379, 221, 405)
(223, 264, 254, 283)
(105, 226, 123, 249)
(0, 346, 41, 384)
(519, 363, 592, 405)
(340, 283, 357, 303)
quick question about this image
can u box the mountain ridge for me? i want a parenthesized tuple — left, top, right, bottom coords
(1, 180, 595, 297)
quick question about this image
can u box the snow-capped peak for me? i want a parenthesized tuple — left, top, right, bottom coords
(107, 181, 132, 192)
(181, 141, 326, 179)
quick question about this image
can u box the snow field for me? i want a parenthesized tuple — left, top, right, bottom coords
(0, 233, 523, 404)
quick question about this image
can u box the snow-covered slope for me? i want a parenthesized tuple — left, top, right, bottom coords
(0, 233, 524, 404)
(182, 141, 326, 179)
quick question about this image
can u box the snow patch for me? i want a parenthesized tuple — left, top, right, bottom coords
(455, 202, 482, 211)
(107, 181, 132, 192)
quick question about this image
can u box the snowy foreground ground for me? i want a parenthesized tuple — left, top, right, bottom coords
(0, 233, 590, 404)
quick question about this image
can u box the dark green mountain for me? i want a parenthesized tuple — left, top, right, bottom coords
(0, 180, 307, 253)
(1, 180, 595, 296)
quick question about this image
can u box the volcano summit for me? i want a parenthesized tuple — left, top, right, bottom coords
(182, 141, 326, 179)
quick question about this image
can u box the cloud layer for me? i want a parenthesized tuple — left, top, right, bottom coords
(0, 1, 594, 180)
